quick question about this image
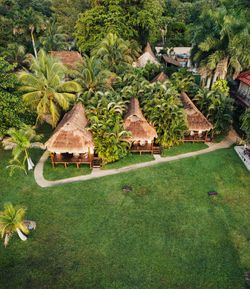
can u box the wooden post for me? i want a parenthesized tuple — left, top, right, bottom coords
(205, 131, 208, 142)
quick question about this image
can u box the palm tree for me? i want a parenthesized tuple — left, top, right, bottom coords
(6, 124, 42, 175)
(13, 8, 46, 58)
(39, 17, 70, 52)
(88, 99, 130, 164)
(194, 87, 214, 116)
(171, 68, 195, 93)
(75, 55, 114, 97)
(208, 91, 234, 134)
(19, 50, 81, 127)
(143, 83, 187, 148)
(2, 44, 27, 68)
(241, 109, 250, 143)
(191, 6, 250, 81)
(92, 33, 138, 73)
(0, 203, 29, 247)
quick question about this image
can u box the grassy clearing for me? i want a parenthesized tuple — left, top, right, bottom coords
(43, 159, 92, 181)
(0, 148, 249, 289)
(102, 153, 154, 169)
(161, 142, 208, 157)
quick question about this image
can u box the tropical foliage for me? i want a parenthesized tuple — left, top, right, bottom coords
(0, 57, 34, 137)
(75, 0, 164, 53)
(92, 33, 138, 74)
(19, 50, 81, 127)
(0, 202, 29, 247)
(143, 83, 187, 148)
(171, 68, 195, 93)
(191, 4, 250, 79)
(241, 109, 250, 143)
(194, 87, 234, 134)
(88, 97, 130, 164)
(6, 124, 42, 175)
(75, 55, 113, 101)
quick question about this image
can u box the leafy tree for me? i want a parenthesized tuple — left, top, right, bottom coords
(75, 0, 164, 53)
(143, 82, 187, 147)
(6, 124, 42, 175)
(193, 87, 214, 116)
(241, 109, 250, 143)
(19, 50, 81, 127)
(88, 96, 129, 164)
(51, 0, 90, 39)
(0, 57, 34, 137)
(0, 202, 29, 247)
(1, 44, 27, 68)
(39, 17, 69, 51)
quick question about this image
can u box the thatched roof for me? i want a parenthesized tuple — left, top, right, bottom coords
(50, 51, 83, 69)
(163, 55, 180, 67)
(180, 92, 213, 132)
(123, 98, 157, 142)
(151, 72, 168, 83)
(45, 103, 94, 154)
(134, 43, 160, 68)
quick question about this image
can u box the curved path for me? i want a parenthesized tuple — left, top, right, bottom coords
(34, 130, 238, 188)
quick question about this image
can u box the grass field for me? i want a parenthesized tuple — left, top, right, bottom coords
(0, 147, 249, 289)
(103, 153, 154, 169)
(161, 142, 208, 157)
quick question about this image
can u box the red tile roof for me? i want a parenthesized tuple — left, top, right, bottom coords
(237, 70, 250, 86)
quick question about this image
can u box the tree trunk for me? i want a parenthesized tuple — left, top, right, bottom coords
(30, 28, 38, 58)
(16, 228, 27, 241)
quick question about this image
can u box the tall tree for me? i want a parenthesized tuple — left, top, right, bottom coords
(75, 0, 164, 53)
(191, 5, 250, 80)
(92, 33, 137, 73)
(19, 50, 81, 127)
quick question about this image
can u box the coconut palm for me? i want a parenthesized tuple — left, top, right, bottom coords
(5, 124, 42, 175)
(92, 33, 138, 73)
(0, 203, 29, 247)
(75, 55, 114, 98)
(19, 50, 81, 127)
(191, 6, 250, 80)
(241, 109, 250, 143)
(39, 17, 70, 52)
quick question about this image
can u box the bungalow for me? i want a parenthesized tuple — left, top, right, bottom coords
(151, 72, 168, 83)
(123, 97, 158, 154)
(236, 70, 250, 108)
(180, 92, 213, 142)
(50, 51, 83, 69)
(134, 43, 160, 68)
(45, 103, 95, 168)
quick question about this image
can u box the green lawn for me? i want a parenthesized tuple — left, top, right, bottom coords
(0, 148, 250, 289)
(161, 142, 208, 157)
(103, 153, 154, 169)
(43, 159, 92, 181)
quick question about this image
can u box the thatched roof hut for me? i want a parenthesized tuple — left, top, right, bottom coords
(45, 103, 94, 154)
(180, 92, 213, 132)
(123, 98, 157, 143)
(134, 43, 160, 68)
(151, 72, 168, 83)
(50, 51, 83, 69)
(162, 55, 180, 67)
